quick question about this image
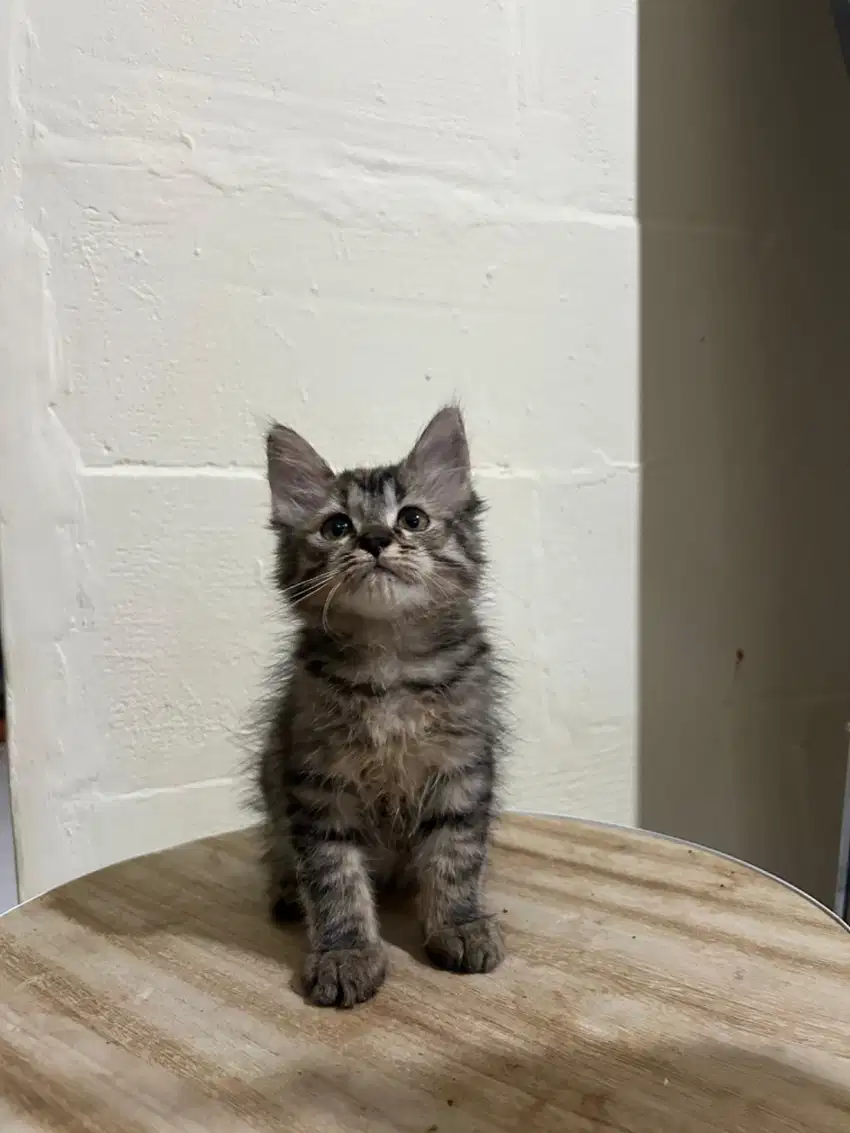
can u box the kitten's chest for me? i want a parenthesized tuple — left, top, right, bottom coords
(329, 679, 454, 799)
(310, 647, 466, 795)
(360, 687, 432, 747)
(338, 652, 439, 746)
(339, 691, 445, 793)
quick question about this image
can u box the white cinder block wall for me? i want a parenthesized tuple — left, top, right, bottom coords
(0, 0, 638, 898)
(3, 1, 849, 905)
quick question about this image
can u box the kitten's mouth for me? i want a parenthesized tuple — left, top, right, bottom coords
(356, 559, 405, 587)
(343, 555, 418, 601)
(366, 562, 400, 583)
(332, 556, 426, 616)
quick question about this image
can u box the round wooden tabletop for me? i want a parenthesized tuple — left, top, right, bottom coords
(1, 815, 848, 1132)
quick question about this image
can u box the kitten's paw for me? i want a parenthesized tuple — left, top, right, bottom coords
(303, 945, 388, 1008)
(425, 917, 505, 975)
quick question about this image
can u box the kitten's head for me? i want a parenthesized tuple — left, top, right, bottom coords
(266, 406, 485, 622)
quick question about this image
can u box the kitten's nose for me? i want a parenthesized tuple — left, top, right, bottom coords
(358, 528, 393, 558)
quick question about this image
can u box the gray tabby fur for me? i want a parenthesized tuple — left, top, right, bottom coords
(256, 406, 506, 1007)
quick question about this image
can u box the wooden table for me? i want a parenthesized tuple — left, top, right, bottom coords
(1, 816, 848, 1132)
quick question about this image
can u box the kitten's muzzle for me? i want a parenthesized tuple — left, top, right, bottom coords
(357, 527, 393, 558)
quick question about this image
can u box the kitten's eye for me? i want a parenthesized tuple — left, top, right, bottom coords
(321, 513, 354, 540)
(397, 506, 429, 532)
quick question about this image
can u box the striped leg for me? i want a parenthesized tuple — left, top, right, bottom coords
(295, 839, 387, 1007)
(413, 786, 505, 974)
(287, 782, 387, 1007)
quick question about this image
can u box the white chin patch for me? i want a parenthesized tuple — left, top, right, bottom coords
(342, 570, 421, 617)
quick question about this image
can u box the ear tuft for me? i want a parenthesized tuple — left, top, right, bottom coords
(266, 423, 334, 526)
(402, 405, 472, 508)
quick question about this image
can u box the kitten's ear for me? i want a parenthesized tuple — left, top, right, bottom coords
(402, 406, 472, 508)
(266, 423, 334, 526)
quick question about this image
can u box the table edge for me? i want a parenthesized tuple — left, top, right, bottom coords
(2, 811, 849, 939)
(513, 811, 850, 937)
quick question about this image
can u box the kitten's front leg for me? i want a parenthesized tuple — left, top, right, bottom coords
(293, 830, 387, 1008)
(413, 795, 505, 976)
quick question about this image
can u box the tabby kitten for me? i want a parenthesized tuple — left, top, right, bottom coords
(257, 407, 505, 1007)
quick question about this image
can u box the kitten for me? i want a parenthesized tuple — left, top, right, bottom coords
(257, 406, 506, 1007)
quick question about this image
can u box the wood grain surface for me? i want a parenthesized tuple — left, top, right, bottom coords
(1, 815, 848, 1132)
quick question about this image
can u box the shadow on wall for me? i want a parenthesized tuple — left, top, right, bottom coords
(638, 0, 850, 906)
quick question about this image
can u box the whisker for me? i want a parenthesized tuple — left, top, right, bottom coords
(289, 588, 326, 608)
(281, 568, 340, 597)
(321, 577, 346, 633)
(289, 576, 342, 607)
(281, 554, 359, 600)
(287, 585, 334, 607)
(287, 554, 361, 610)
